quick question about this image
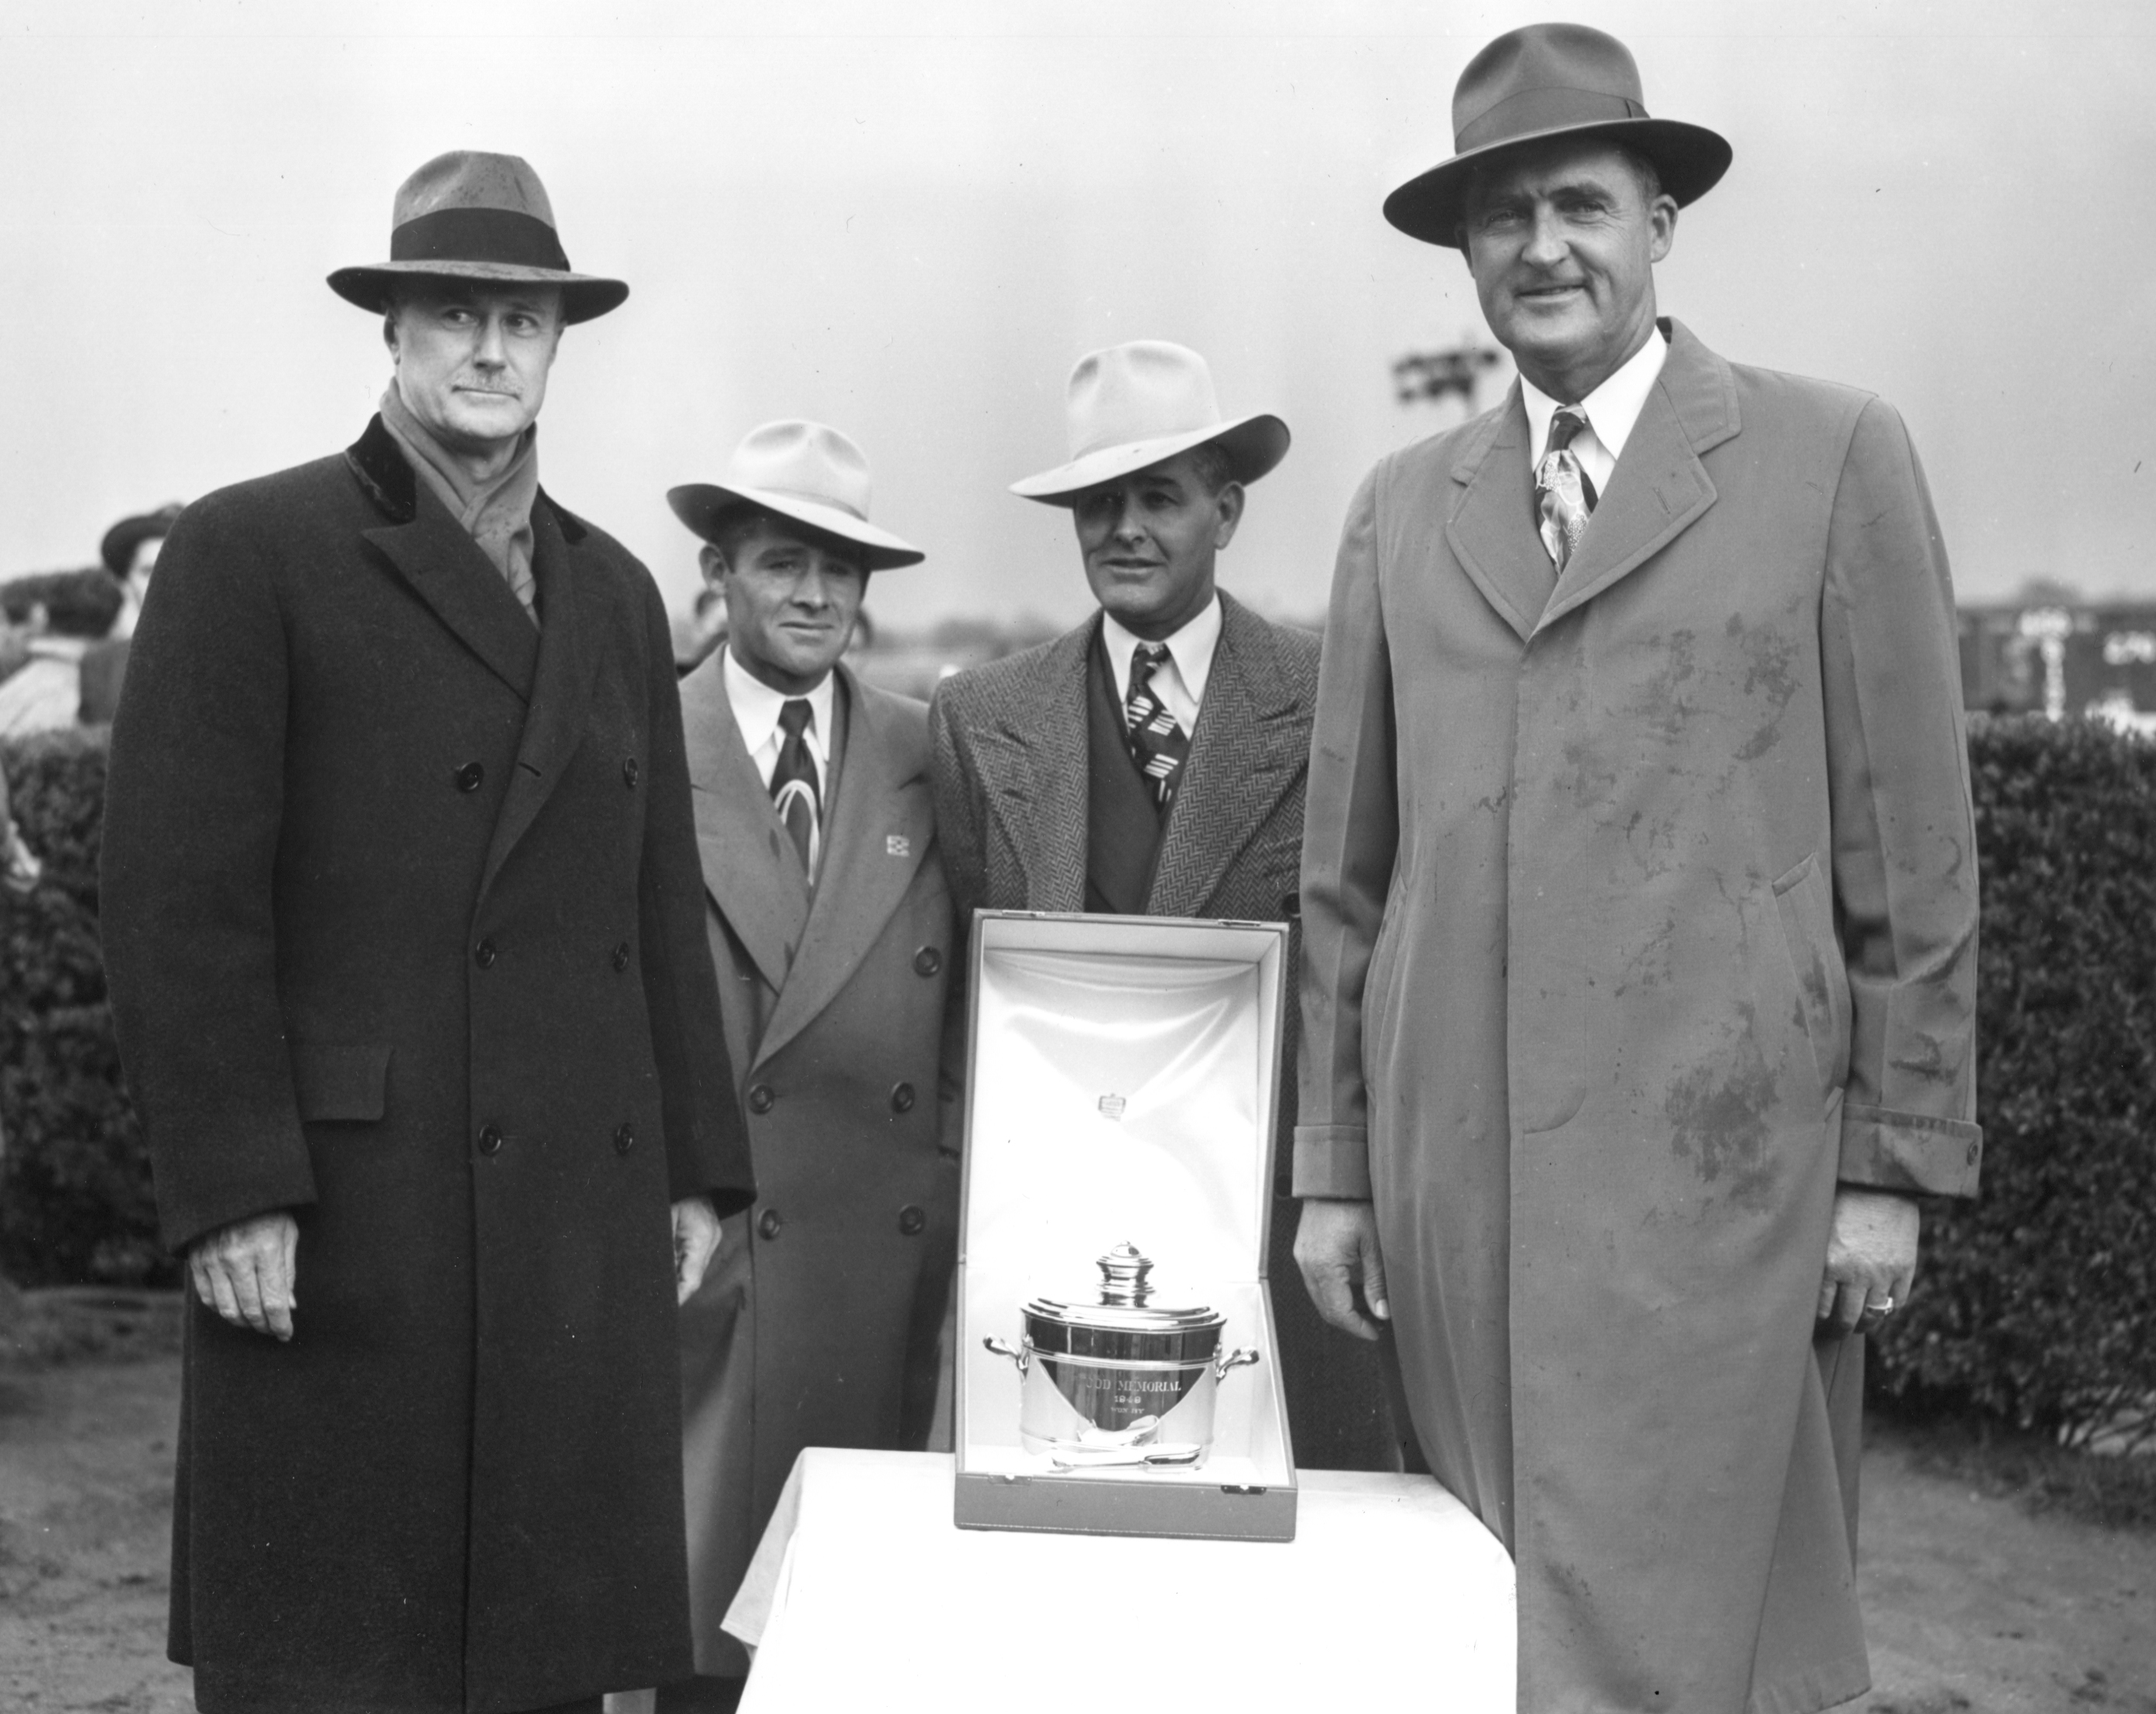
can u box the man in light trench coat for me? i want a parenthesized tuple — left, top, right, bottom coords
(1294, 26, 1981, 1712)
(100, 152, 754, 1714)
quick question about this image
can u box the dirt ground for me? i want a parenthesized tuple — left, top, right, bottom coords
(2, 1334, 2150, 1713)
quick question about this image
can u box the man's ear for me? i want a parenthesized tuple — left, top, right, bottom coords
(382, 310, 400, 362)
(1648, 196, 1678, 265)
(698, 543, 729, 588)
(1213, 480, 1246, 551)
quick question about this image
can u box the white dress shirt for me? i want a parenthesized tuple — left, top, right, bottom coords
(1520, 326, 1668, 501)
(1100, 592, 1222, 735)
(724, 648, 835, 794)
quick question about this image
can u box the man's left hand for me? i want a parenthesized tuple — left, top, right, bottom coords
(1818, 1187, 1919, 1339)
(671, 1196, 722, 1304)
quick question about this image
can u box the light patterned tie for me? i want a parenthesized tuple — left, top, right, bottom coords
(1123, 642, 1190, 813)
(1535, 405, 1599, 573)
(770, 699, 821, 876)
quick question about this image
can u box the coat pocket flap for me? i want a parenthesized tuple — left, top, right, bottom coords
(290, 1041, 392, 1123)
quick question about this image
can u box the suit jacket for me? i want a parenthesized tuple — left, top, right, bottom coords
(1299, 320, 1981, 1713)
(99, 416, 752, 1714)
(930, 590, 1397, 1472)
(677, 656, 958, 1676)
(77, 634, 130, 725)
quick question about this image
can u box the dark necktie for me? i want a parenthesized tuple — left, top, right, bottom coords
(1123, 641, 1190, 813)
(770, 698, 821, 875)
(1535, 405, 1599, 573)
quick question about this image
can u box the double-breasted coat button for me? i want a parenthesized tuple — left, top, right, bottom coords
(898, 1205, 927, 1237)
(747, 1085, 775, 1115)
(913, 947, 942, 978)
(611, 942, 630, 972)
(757, 1208, 783, 1240)
(889, 1082, 916, 1114)
(475, 938, 499, 968)
(477, 1124, 504, 1156)
(613, 1123, 636, 1156)
(454, 762, 485, 793)
(622, 757, 640, 788)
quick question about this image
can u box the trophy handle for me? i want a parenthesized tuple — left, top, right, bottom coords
(1213, 1345, 1261, 1380)
(982, 1335, 1030, 1376)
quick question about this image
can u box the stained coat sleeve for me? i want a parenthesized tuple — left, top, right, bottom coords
(1820, 397, 1983, 1198)
(1295, 467, 1398, 1199)
(101, 495, 317, 1253)
(636, 576, 755, 1215)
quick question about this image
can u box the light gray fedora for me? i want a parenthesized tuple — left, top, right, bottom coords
(668, 421, 925, 572)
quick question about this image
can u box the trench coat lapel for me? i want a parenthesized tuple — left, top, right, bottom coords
(679, 652, 809, 992)
(757, 668, 934, 1064)
(1148, 595, 1303, 918)
(479, 495, 616, 896)
(978, 622, 1092, 913)
(1443, 389, 1550, 646)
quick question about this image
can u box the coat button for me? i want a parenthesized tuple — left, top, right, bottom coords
(477, 1124, 504, 1156)
(454, 762, 485, 793)
(622, 757, 640, 789)
(747, 1085, 775, 1115)
(613, 1123, 636, 1156)
(913, 946, 942, 978)
(889, 1082, 916, 1114)
(475, 938, 498, 968)
(898, 1205, 926, 1237)
(612, 941, 630, 972)
(757, 1208, 783, 1240)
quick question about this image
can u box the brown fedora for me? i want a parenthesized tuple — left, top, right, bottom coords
(1383, 22, 1730, 249)
(327, 151, 627, 324)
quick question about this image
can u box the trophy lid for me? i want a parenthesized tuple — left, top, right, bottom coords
(1023, 1241, 1225, 1336)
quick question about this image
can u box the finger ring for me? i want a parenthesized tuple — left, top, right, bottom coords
(1864, 1296, 1895, 1317)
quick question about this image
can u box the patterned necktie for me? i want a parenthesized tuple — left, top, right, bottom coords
(770, 699, 821, 875)
(1535, 405, 1600, 573)
(1123, 641, 1191, 813)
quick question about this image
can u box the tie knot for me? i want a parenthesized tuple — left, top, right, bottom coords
(1131, 641, 1170, 683)
(1547, 406, 1590, 454)
(778, 698, 813, 739)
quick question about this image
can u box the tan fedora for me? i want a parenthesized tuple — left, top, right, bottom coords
(327, 151, 628, 324)
(1009, 341, 1289, 505)
(1384, 22, 1731, 249)
(668, 422, 924, 572)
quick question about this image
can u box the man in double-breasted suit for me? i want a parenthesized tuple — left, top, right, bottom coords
(660, 423, 957, 1714)
(1296, 28, 1981, 1711)
(931, 341, 1396, 1472)
(99, 153, 752, 1714)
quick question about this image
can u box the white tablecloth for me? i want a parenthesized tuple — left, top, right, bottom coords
(722, 1449, 1517, 1711)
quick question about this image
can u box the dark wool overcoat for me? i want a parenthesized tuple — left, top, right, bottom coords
(100, 417, 755, 1714)
(928, 590, 1400, 1472)
(1297, 321, 1983, 1714)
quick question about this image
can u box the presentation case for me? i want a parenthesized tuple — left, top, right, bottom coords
(953, 909, 1297, 1541)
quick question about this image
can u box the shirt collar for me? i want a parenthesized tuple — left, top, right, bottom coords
(1099, 591, 1223, 707)
(723, 647, 835, 762)
(1520, 324, 1668, 465)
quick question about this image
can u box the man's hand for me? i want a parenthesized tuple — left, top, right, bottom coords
(1294, 1198, 1390, 1341)
(1818, 1187, 1919, 1339)
(672, 1196, 722, 1304)
(189, 1212, 299, 1340)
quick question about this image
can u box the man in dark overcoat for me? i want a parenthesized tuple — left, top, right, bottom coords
(929, 340, 1398, 1473)
(1295, 27, 1982, 1710)
(100, 151, 755, 1714)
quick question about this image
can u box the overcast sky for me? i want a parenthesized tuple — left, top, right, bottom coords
(2, 0, 2151, 629)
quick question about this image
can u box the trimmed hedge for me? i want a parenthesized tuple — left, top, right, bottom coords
(2, 717, 2153, 1445)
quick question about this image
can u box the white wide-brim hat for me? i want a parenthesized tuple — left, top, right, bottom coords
(668, 421, 924, 571)
(1010, 341, 1290, 505)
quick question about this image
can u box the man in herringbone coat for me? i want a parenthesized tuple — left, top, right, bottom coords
(929, 340, 1397, 1472)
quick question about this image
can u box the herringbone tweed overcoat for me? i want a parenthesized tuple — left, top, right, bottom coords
(100, 416, 754, 1714)
(1298, 321, 1982, 1714)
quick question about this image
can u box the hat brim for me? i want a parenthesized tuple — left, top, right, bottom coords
(1383, 116, 1732, 249)
(1009, 413, 1290, 506)
(667, 483, 925, 572)
(327, 260, 629, 324)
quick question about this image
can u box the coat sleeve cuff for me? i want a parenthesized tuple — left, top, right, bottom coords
(1839, 1103, 1983, 1198)
(1293, 1125, 1373, 1200)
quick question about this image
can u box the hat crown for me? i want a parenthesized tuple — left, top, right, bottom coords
(1066, 341, 1225, 461)
(392, 151, 558, 231)
(728, 421, 875, 523)
(1452, 22, 1649, 154)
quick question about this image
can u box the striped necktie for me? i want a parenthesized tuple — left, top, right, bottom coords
(770, 699, 821, 875)
(1123, 642, 1190, 813)
(1535, 405, 1599, 573)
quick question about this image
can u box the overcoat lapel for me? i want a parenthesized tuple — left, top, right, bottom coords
(978, 623, 1092, 913)
(680, 653, 809, 992)
(1148, 596, 1304, 918)
(758, 668, 934, 1064)
(1444, 389, 1549, 646)
(479, 495, 616, 896)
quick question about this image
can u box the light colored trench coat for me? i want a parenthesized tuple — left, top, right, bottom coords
(1297, 321, 1981, 1714)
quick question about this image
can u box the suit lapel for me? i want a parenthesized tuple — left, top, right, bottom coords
(1148, 595, 1304, 918)
(362, 468, 542, 701)
(979, 622, 1092, 913)
(758, 668, 934, 1064)
(1443, 387, 1551, 646)
(680, 652, 809, 993)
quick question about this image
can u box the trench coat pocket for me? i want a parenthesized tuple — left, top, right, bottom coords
(290, 1041, 393, 1123)
(1770, 855, 1852, 1106)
